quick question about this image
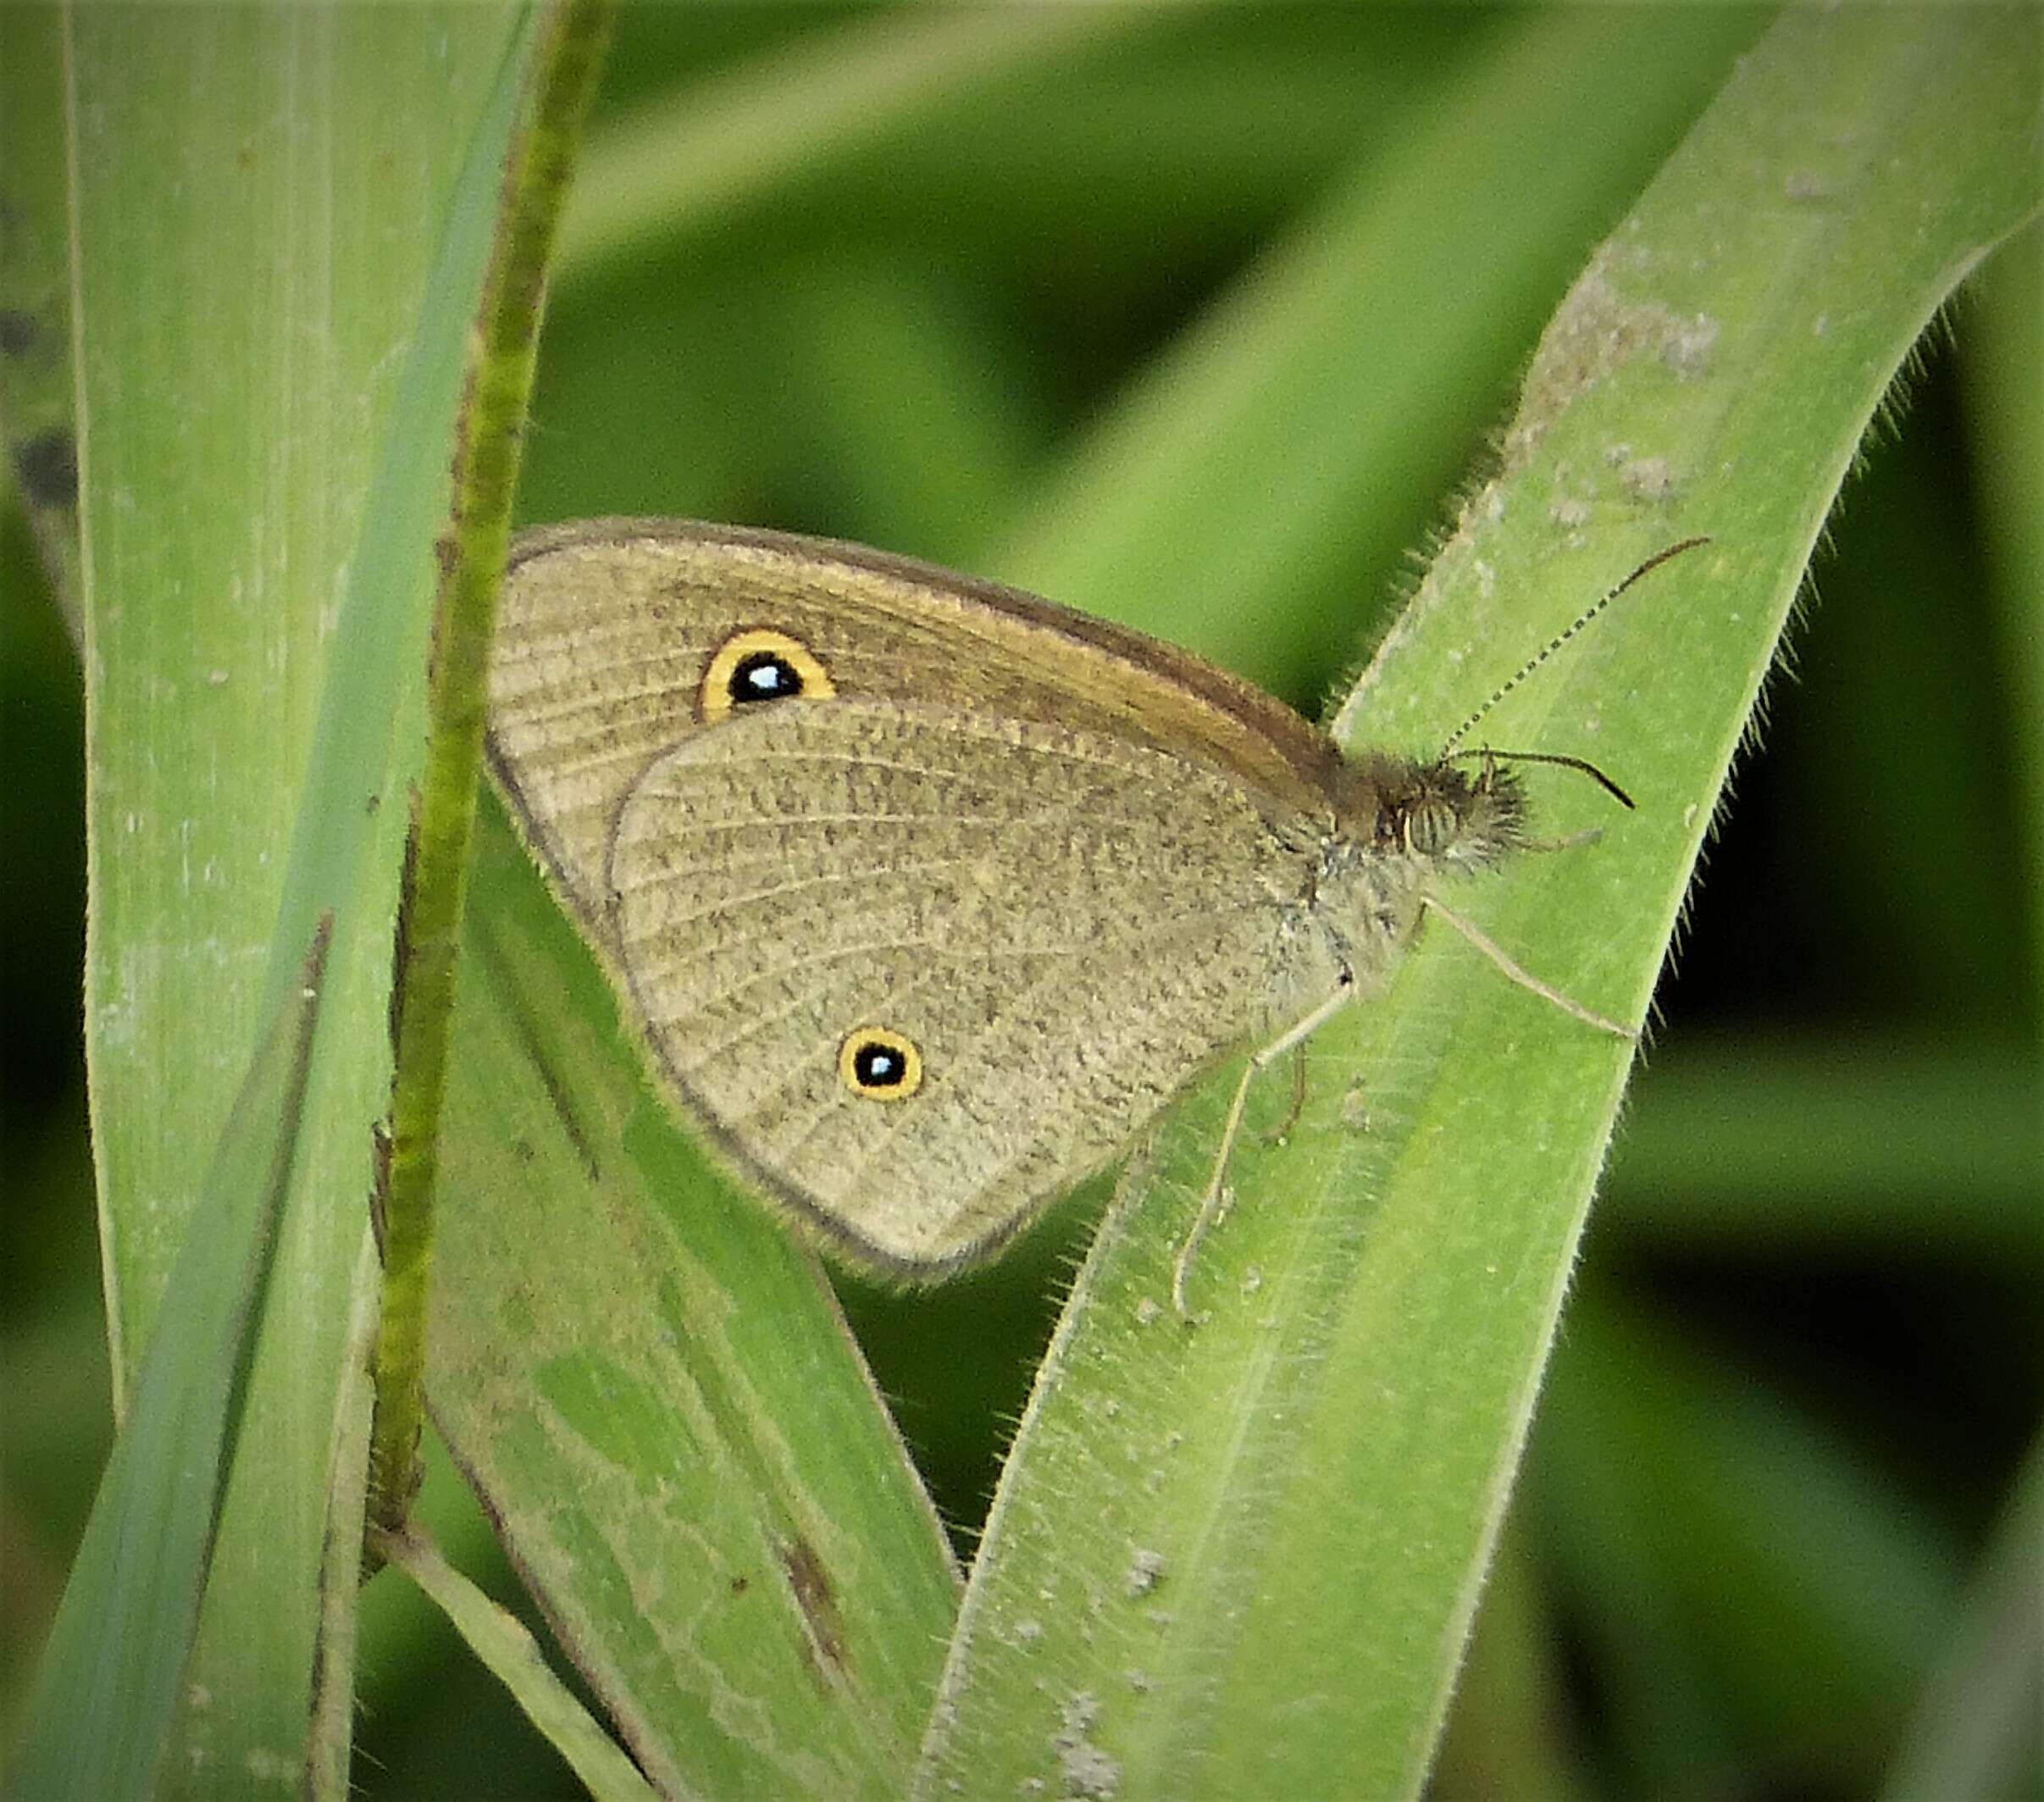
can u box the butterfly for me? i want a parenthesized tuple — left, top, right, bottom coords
(486, 522, 1698, 1315)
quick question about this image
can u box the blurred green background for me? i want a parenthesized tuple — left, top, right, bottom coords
(4, 7, 2036, 1799)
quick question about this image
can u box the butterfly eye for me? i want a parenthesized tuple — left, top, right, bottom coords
(839, 1027, 923, 1101)
(1404, 798, 1458, 857)
(700, 628, 836, 723)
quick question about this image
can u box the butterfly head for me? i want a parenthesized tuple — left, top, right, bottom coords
(1320, 751, 1529, 873)
(1382, 754, 1530, 869)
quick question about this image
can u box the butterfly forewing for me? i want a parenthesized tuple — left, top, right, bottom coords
(487, 522, 1338, 944)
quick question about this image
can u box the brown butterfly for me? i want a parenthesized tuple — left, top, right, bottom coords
(487, 523, 1699, 1315)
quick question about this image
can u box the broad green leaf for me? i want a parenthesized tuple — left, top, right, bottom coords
(6, 922, 330, 1802)
(916, 12, 2041, 1797)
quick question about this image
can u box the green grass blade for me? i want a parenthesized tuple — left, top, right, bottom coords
(373, 1523, 660, 1802)
(66, 10, 541, 1789)
(917, 12, 2041, 1798)
(1603, 1041, 2043, 1261)
(1881, 1424, 2044, 1802)
(552, 4, 1166, 281)
(1537, 1279, 1959, 1768)
(5, 921, 331, 1802)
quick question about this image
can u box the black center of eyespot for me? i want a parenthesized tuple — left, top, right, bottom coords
(851, 1042, 906, 1090)
(729, 651, 802, 705)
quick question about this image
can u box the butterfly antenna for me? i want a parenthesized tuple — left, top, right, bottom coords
(1448, 746, 1636, 807)
(1438, 535, 1710, 757)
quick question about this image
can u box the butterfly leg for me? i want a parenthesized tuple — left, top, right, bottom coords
(1421, 896, 1637, 1038)
(1172, 982, 1355, 1322)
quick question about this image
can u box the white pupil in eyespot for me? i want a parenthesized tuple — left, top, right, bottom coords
(734, 653, 795, 701)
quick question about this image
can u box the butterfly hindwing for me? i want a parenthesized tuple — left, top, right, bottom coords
(608, 696, 1311, 1270)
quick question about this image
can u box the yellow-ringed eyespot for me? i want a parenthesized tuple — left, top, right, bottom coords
(839, 1028, 922, 1100)
(699, 628, 835, 724)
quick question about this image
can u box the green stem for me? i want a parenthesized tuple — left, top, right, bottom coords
(367, 0, 615, 1533)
